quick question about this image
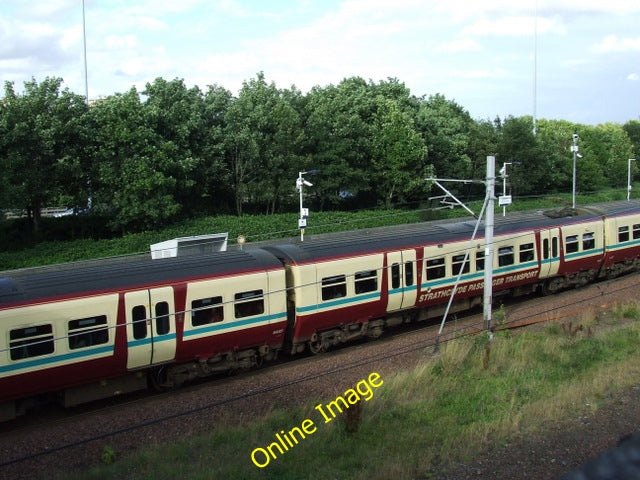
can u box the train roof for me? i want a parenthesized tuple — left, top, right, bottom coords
(0, 248, 281, 306)
(3, 199, 640, 304)
(264, 200, 640, 264)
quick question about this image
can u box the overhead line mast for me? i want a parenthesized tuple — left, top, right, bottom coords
(429, 156, 497, 336)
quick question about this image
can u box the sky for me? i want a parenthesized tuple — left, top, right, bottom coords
(1, 0, 639, 125)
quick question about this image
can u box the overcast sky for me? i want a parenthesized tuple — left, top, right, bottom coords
(1, 0, 639, 125)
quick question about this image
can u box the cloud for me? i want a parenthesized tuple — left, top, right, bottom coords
(437, 38, 483, 53)
(628, 73, 640, 81)
(594, 35, 640, 53)
(105, 34, 138, 50)
(453, 67, 510, 79)
(462, 15, 566, 37)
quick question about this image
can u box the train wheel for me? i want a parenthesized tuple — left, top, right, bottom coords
(542, 277, 563, 296)
(308, 337, 326, 354)
(149, 366, 171, 392)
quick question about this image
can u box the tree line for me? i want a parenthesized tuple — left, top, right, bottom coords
(1, 73, 639, 236)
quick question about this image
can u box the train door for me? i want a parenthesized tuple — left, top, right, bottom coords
(386, 250, 418, 312)
(124, 287, 176, 370)
(540, 228, 560, 278)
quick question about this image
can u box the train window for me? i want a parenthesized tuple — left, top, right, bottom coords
(619, 226, 630, 243)
(322, 275, 347, 301)
(391, 264, 400, 289)
(476, 251, 485, 271)
(565, 235, 579, 254)
(426, 258, 445, 280)
(405, 261, 414, 286)
(552, 237, 559, 258)
(155, 302, 170, 335)
(355, 270, 378, 294)
(634, 224, 640, 240)
(582, 233, 595, 250)
(9, 324, 54, 360)
(498, 246, 514, 267)
(234, 290, 265, 318)
(519, 243, 535, 262)
(192, 296, 224, 326)
(68, 315, 108, 350)
(452, 254, 470, 276)
(132, 305, 147, 339)
(543, 239, 549, 260)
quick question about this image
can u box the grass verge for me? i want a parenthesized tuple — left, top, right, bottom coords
(55, 308, 640, 480)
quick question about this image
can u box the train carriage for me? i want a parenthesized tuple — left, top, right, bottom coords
(0, 249, 287, 420)
(599, 202, 640, 278)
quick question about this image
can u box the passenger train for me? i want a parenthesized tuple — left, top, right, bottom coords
(2, 200, 640, 421)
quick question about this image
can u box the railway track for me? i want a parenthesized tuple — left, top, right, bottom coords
(2, 272, 640, 479)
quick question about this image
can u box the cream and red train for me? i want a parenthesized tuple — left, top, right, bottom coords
(2, 200, 640, 420)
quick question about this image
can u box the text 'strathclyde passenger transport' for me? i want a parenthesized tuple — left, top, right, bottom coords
(2, 200, 640, 420)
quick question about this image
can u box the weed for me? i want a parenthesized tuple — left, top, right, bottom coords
(100, 445, 116, 465)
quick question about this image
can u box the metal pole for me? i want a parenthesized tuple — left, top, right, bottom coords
(571, 135, 578, 209)
(298, 172, 304, 242)
(502, 163, 507, 217)
(628, 159, 636, 201)
(533, 0, 538, 135)
(82, 0, 89, 105)
(484, 156, 495, 333)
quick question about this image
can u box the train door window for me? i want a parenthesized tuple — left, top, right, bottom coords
(355, 270, 378, 294)
(476, 251, 485, 271)
(633, 224, 640, 240)
(192, 296, 223, 326)
(391, 264, 400, 289)
(519, 243, 535, 263)
(322, 275, 347, 301)
(543, 239, 549, 260)
(619, 226, 630, 242)
(582, 233, 595, 250)
(9, 324, 54, 360)
(452, 254, 470, 276)
(405, 261, 414, 286)
(498, 246, 514, 267)
(155, 302, 170, 335)
(565, 235, 579, 254)
(132, 305, 147, 340)
(68, 315, 108, 350)
(552, 237, 558, 258)
(426, 258, 446, 280)
(235, 290, 265, 318)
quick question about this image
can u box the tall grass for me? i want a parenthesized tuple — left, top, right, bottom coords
(57, 314, 640, 480)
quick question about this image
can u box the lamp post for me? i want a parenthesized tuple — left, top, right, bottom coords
(296, 171, 315, 241)
(499, 162, 520, 216)
(628, 159, 638, 201)
(570, 134, 580, 209)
